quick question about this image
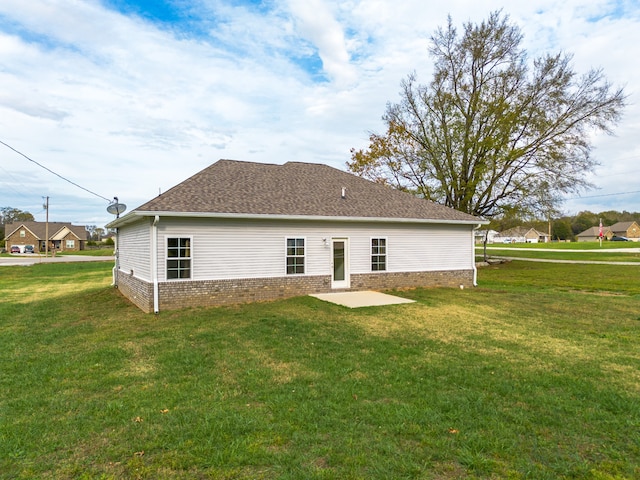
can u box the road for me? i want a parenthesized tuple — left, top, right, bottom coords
(477, 246, 640, 266)
(0, 254, 115, 266)
(482, 246, 640, 253)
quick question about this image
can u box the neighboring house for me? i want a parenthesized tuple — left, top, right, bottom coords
(608, 221, 640, 241)
(493, 226, 550, 244)
(474, 229, 499, 244)
(107, 159, 487, 313)
(4, 222, 87, 253)
(575, 222, 640, 242)
(575, 225, 613, 242)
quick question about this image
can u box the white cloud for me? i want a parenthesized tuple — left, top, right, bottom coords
(0, 0, 638, 225)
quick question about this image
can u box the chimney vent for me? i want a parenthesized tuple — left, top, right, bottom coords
(341, 187, 346, 199)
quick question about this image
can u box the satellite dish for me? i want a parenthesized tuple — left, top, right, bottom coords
(107, 203, 127, 216)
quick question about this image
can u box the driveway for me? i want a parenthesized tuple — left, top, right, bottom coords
(0, 255, 115, 266)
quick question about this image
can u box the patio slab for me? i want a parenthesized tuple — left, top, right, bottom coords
(309, 291, 416, 308)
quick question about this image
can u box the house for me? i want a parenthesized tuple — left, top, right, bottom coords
(575, 225, 613, 242)
(493, 226, 550, 244)
(106, 160, 487, 313)
(608, 221, 640, 241)
(474, 229, 499, 244)
(4, 221, 88, 253)
(575, 221, 640, 242)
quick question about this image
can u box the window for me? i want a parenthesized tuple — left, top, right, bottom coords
(20, 230, 25, 238)
(167, 237, 191, 279)
(371, 238, 386, 271)
(286, 238, 305, 274)
(66, 239, 75, 249)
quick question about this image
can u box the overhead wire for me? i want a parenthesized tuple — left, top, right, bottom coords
(565, 190, 640, 200)
(0, 139, 113, 203)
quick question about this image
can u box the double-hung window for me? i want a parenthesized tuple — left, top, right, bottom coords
(371, 238, 386, 271)
(286, 238, 305, 274)
(167, 237, 191, 279)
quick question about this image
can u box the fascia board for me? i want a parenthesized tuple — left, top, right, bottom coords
(108, 210, 489, 228)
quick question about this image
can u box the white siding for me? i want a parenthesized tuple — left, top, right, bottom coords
(117, 219, 152, 281)
(152, 217, 474, 282)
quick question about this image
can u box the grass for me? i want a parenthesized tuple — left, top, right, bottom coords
(1, 261, 639, 479)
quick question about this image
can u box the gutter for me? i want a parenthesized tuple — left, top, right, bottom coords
(152, 215, 160, 314)
(472, 223, 483, 286)
(107, 210, 490, 229)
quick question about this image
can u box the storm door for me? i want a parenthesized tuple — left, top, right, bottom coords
(331, 238, 350, 289)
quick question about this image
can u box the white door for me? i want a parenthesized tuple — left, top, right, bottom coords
(331, 238, 350, 289)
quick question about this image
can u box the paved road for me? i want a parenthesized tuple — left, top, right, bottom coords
(0, 255, 115, 266)
(478, 246, 640, 265)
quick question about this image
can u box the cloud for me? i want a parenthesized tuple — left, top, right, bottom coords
(286, 0, 357, 86)
(0, 0, 638, 224)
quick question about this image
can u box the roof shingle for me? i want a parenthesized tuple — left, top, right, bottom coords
(132, 160, 481, 223)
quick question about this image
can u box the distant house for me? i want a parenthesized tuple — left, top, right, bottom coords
(576, 221, 640, 242)
(4, 222, 87, 253)
(474, 229, 499, 244)
(493, 226, 550, 244)
(576, 225, 613, 242)
(608, 221, 640, 241)
(107, 159, 487, 313)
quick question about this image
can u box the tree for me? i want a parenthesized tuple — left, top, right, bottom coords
(348, 11, 626, 218)
(552, 219, 573, 240)
(1, 207, 34, 225)
(0, 207, 35, 240)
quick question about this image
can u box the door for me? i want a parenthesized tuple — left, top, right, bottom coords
(331, 238, 350, 289)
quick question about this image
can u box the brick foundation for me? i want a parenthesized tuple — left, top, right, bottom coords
(115, 269, 475, 313)
(116, 272, 154, 313)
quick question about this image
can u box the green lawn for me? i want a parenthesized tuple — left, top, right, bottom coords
(1, 261, 639, 479)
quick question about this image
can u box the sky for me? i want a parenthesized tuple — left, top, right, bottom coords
(1, 0, 639, 228)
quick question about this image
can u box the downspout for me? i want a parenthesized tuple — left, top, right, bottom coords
(472, 223, 482, 286)
(113, 227, 119, 288)
(152, 215, 160, 314)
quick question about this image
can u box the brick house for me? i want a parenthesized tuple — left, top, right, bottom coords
(4, 222, 88, 253)
(107, 159, 487, 313)
(576, 221, 640, 242)
(576, 225, 613, 242)
(608, 221, 640, 241)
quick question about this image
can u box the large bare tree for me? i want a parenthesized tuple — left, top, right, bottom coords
(349, 11, 626, 218)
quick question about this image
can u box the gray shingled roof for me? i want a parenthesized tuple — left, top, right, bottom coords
(127, 160, 481, 223)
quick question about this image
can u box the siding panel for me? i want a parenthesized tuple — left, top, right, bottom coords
(153, 218, 474, 282)
(117, 219, 152, 281)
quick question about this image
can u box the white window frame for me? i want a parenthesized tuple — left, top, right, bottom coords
(66, 239, 75, 249)
(166, 236, 193, 280)
(285, 237, 306, 275)
(371, 237, 387, 272)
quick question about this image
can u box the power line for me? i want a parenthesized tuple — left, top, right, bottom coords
(0, 139, 112, 203)
(565, 190, 640, 200)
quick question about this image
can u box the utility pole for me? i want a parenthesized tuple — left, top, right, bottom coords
(44, 196, 49, 258)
